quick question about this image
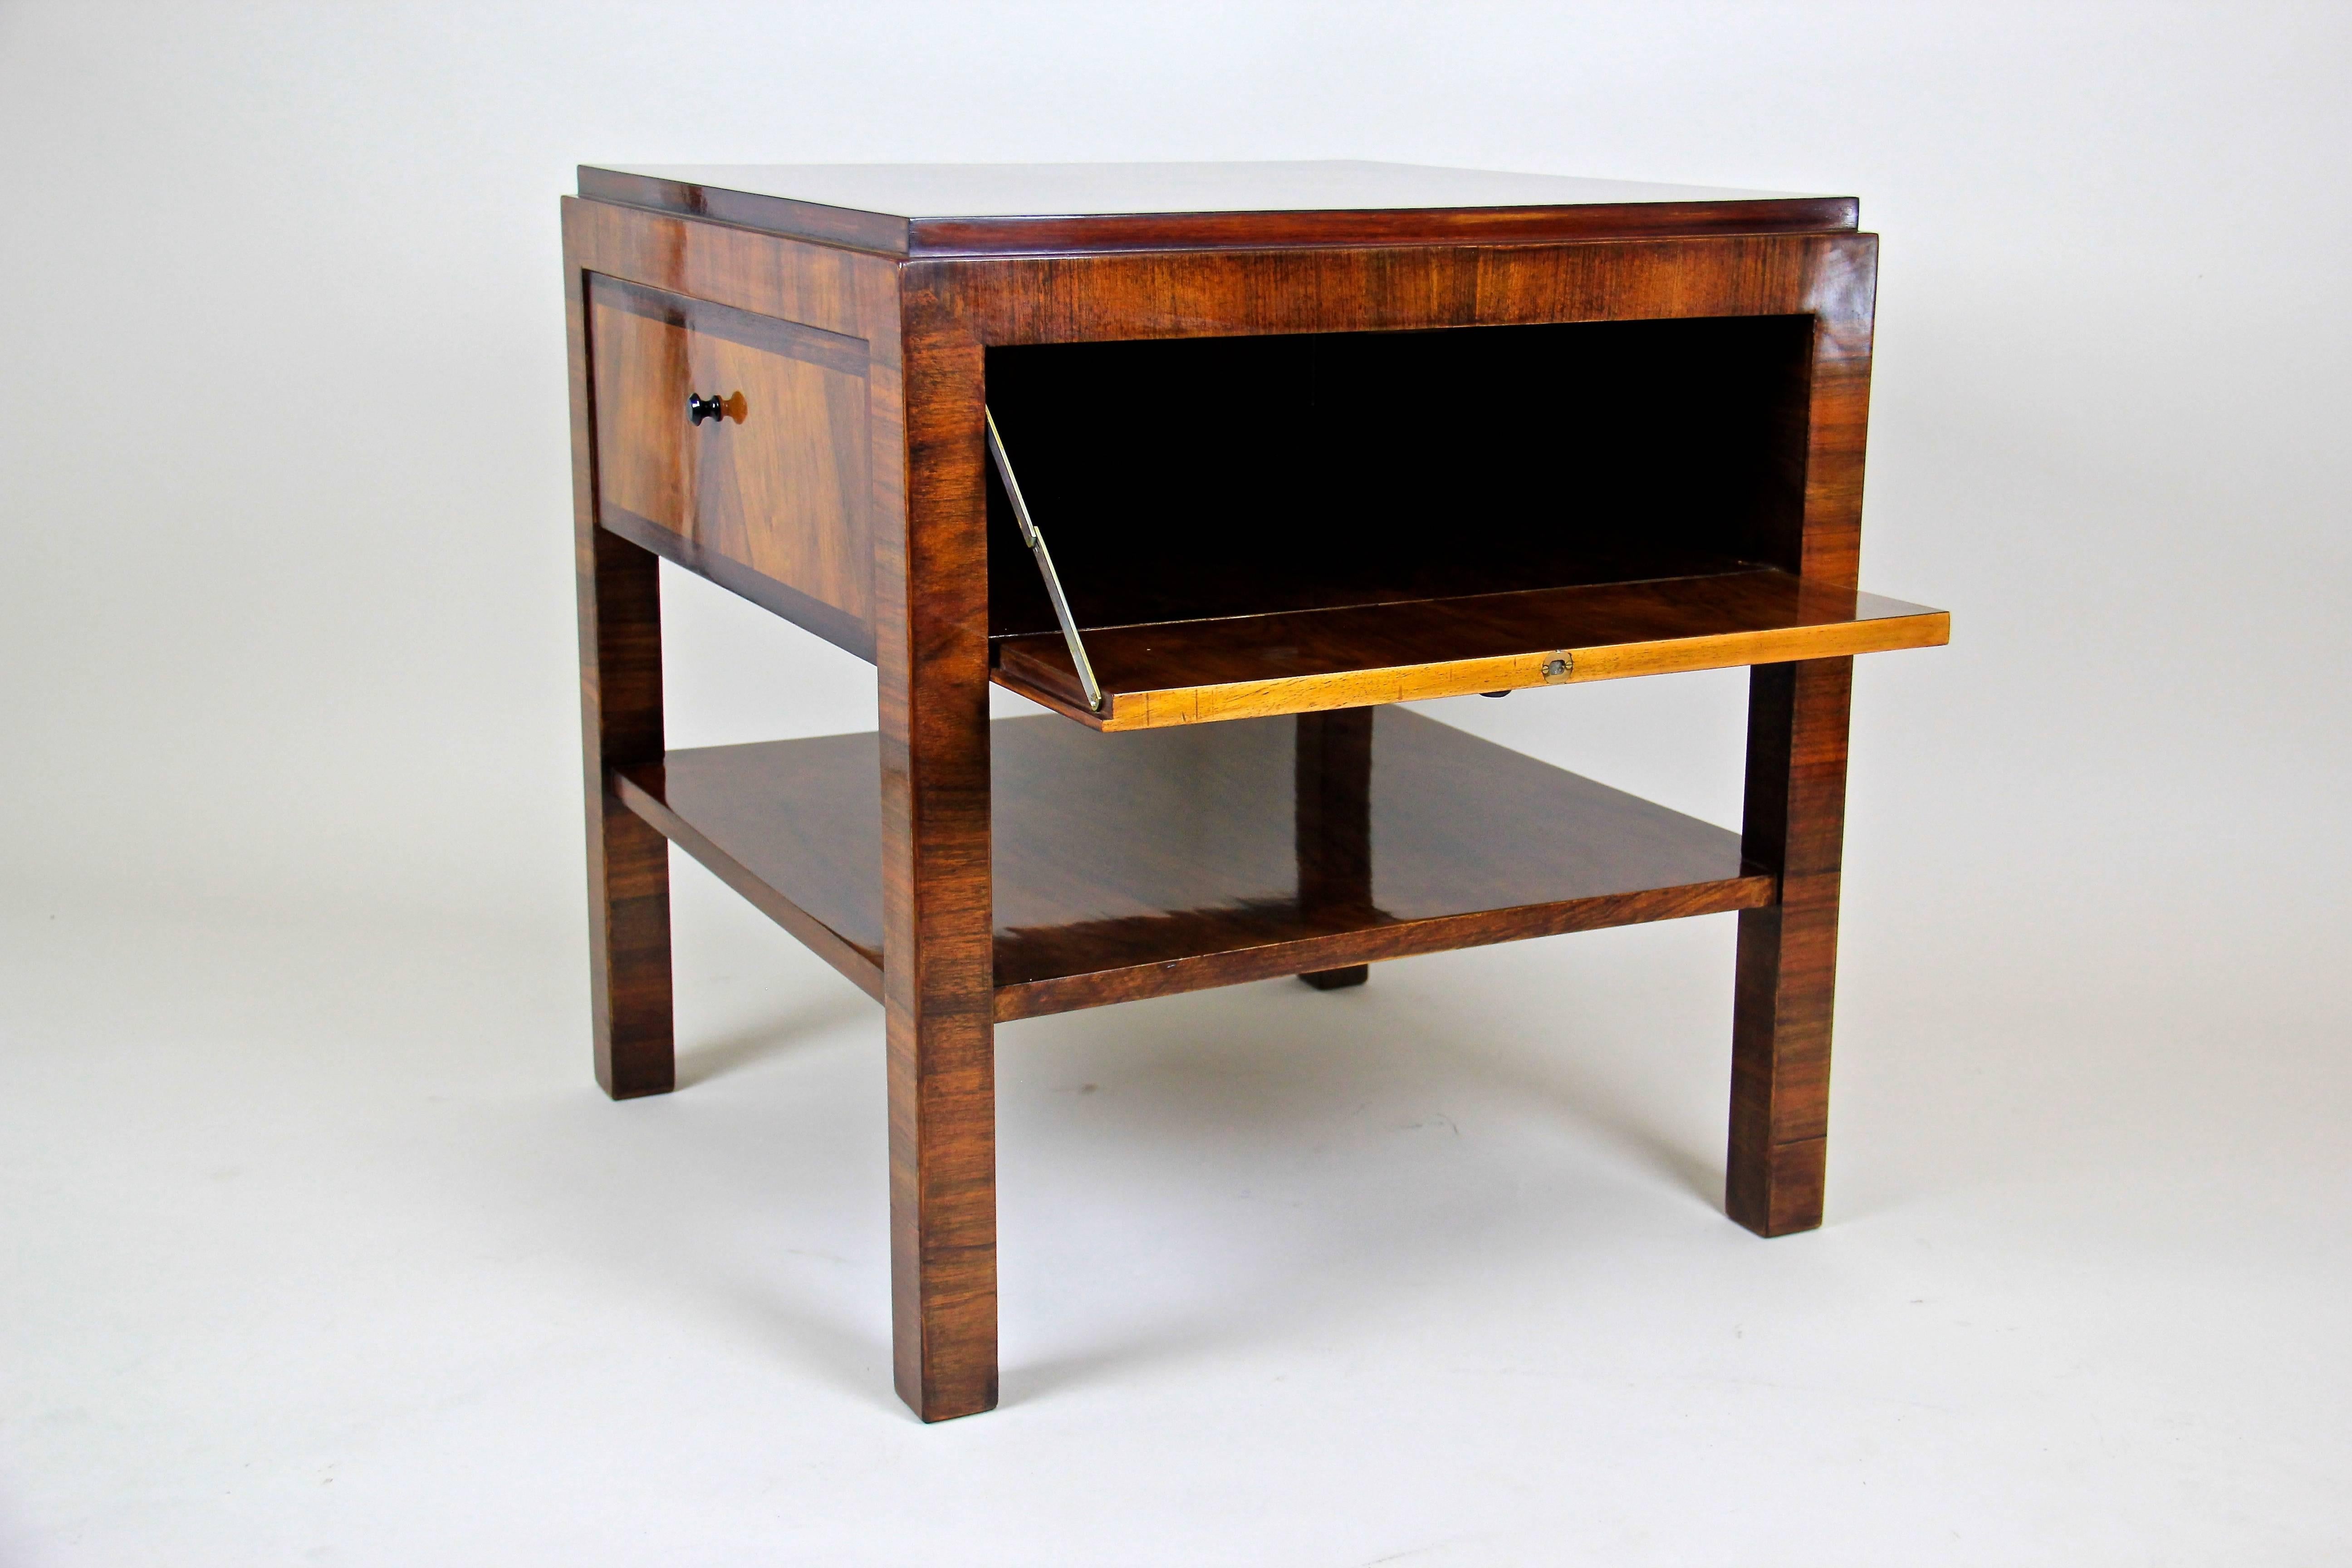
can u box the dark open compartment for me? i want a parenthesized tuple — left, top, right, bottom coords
(980, 315, 1940, 730)
(983, 314, 1817, 641)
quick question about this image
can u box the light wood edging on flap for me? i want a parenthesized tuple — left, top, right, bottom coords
(1005, 609, 1948, 731)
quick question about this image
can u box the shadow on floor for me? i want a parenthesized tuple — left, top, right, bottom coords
(676, 991, 875, 1088)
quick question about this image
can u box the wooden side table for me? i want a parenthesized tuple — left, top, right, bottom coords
(559, 161, 1947, 1421)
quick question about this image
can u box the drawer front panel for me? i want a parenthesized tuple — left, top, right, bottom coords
(589, 276, 873, 643)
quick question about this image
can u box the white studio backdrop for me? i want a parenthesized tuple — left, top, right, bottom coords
(3, 1, 2344, 958)
(2, 3, 2348, 1564)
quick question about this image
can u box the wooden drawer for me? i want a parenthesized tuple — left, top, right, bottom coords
(588, 276, 873, 655)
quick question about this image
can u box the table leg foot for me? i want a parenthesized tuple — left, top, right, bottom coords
(1726, 659, 1850, 1237)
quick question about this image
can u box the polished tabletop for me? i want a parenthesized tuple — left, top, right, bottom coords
(589, 161, 1821, 218)
(576, 160, 1858, 255)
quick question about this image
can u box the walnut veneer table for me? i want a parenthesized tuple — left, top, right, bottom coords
(560, 161, 1948, 1421)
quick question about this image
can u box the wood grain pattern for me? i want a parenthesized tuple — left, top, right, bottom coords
(944, 233, 1882, 680)
(562, 194, 868, 338)
(598, 504, 872, 659)
(986, 710, 1770, 1017)
(1726, 657, 1852, 1235)
(561, 176, 1915, 1417)
(588, 277, 873, 652)
(603, 712, 1771, 1022)
(609, 755, 883, 1004)
(998, 880, 1763, 1019)
(906, 201, 1855, 257)
(1295, 708, 1374, 990)
(941, 229, 1878, 648)
(563, 194, 906, 662)
(884, 296, 999, 1422)
(920, 233, 1872, 346)
(995, 571, 1944, 729)
(579, 162, 1857, 258)
(564, 201, 674, 1101)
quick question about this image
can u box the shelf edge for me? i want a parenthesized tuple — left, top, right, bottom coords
(609, 764, 887, 1004)
(994, 872, 1774, 1021)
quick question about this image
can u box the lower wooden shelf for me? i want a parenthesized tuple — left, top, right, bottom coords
(612, 709, 1774, 1021)
(995, 568, 1948, 729)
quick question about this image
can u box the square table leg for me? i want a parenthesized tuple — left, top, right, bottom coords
(578, 524, 676, 1101)
(1727, 657, 1852, 1235)
(1296, 706, 1375, 990)
(882, 323, 999, 1421)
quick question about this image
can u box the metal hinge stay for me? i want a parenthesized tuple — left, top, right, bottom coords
(985, 405, 1104, 714)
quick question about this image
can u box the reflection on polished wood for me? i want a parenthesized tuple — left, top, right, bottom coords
(588, 275, 875, 656)
(609, 747, 883, 1004)
(611, 710, 1772, 1023)
(565, 161, 1942, 1421)
(1294, 708, 1375, 990)
(997, 569, 1948, 729)
(580, 160, 1858, 257)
